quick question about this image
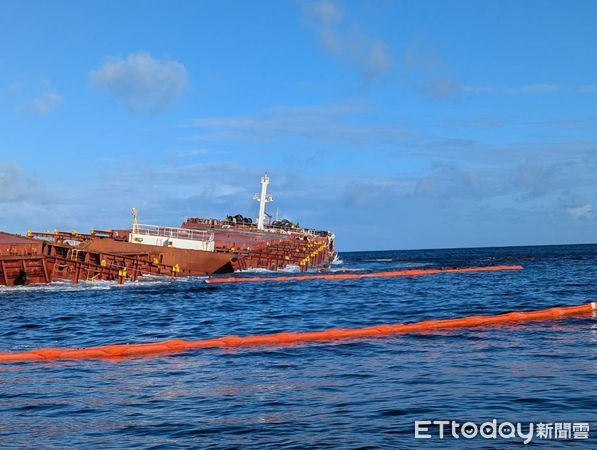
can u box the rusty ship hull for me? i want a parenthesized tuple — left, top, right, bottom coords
(0, 229, 233, 287)
(79, 238, 234, 275)
(0, 232, 49, 286)
(182, 219, 336, 272)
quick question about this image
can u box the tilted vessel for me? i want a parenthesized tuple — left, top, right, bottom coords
(0, 174, 336, 286)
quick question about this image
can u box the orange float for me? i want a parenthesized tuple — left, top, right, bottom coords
(206, 265, 524, 284)
(0, 301, 593, 363)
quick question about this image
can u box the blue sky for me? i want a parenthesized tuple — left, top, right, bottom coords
(1, 0, 596, 250)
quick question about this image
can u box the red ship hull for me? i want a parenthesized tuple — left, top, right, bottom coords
(78, 238, 234, 275)
(182, 218, 336, 272)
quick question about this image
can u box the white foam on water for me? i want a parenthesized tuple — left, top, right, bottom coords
(394, 262, 433, 268)
(329, 267, 361, 272)
(0, 275, 189, 294)
(0, 280, 113, 294)
(237, 267, 274, 274)
(172, 275, 209, 283)
(136, 274, 178, 284)
(238, 264, 302, 274)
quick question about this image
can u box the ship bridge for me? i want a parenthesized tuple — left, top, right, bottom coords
(130, 223, 215, 252)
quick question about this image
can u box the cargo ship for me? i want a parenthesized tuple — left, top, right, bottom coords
(0, 174, 336, 286)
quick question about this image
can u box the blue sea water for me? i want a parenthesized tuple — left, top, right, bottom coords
(0, 245, 595, 448)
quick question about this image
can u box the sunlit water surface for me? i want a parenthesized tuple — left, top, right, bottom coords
(1, 245, 596, 448)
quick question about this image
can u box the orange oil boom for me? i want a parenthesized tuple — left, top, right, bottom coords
(0, 301, 594, 363)
(206, 264, 524, 284)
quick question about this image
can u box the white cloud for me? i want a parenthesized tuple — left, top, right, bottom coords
(187, 103, 407, 147)
(513, 160, 558, 198)
(343, 179, 410, 207)
(0, 163, 44, 203)
(567, 203, 593, 220)
(175, 148, 208, 158)
(401, 42, 462, 100)
(302, 0, 343, 53)
(562, 195, 593, 221)
(356, 38, 392, 80)
(31, 84, 63, 114)
(90, 52, 188, 112)
(0, 163, 57, 232)
(301, 1, 392, 80)
(515, 83, 561, 94)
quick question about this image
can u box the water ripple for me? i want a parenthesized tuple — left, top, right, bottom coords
(0, 245, 596, 448)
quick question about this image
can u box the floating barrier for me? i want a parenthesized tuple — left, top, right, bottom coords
(206, 265, 524, 284)
(0, 301, 593, 363)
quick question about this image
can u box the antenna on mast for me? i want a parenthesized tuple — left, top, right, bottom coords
(253, 172, 273, 230)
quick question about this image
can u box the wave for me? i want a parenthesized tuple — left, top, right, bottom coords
(238, 264, 302, 274)
(0, 274, 201, 294)
(0, 280, 115, 294)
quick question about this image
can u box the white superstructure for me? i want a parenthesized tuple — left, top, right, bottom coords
(129, 209, 215, 251)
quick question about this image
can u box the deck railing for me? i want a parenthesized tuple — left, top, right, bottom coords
(133, 224, 214, 243)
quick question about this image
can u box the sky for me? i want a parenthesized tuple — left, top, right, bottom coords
(1, 0, 596, 251)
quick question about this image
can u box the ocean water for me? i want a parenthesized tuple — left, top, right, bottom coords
(0, 245, 595, 448)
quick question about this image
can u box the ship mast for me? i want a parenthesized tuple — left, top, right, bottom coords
(253, 173, 273, 230)
(131, 208, 139, 234)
